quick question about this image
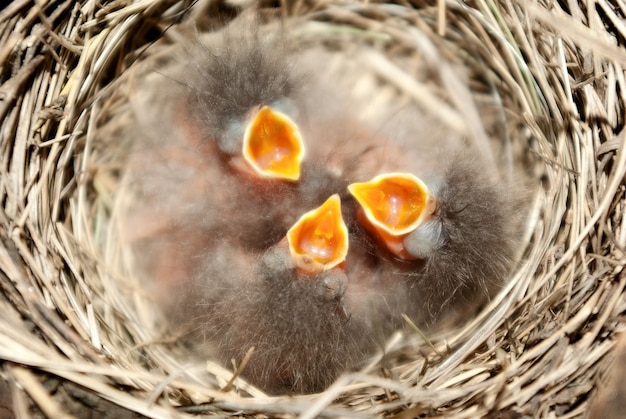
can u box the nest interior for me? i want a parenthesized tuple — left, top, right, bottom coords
(1, 0, 625, 417)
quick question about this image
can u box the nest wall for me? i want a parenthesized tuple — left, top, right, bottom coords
(0, 0, 625, 417)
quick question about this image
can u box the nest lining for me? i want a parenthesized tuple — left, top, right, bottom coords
(0, 0, 625, 417)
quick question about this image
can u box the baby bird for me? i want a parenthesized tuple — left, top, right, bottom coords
(347, 159, 514, 323)
(187, 32, 306, 182)
(117, 15, 521, 393)
(186, 195, 358, 393)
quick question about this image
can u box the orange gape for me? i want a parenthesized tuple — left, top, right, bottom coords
(349, 173, 437, 260)
(287, 194, 349, 275)
(243, 106, 305, 181)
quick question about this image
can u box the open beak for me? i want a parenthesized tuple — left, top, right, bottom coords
(287, 194, 349, 275)
(348, 173, 437, 259)
(242, 106, 305, 181)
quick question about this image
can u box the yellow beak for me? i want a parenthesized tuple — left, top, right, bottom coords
(242, 106, 305, 181)
(287, 194, 349, 275)
(348, 173, 436, 259)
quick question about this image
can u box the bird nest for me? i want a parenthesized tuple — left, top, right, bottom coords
(1, 0, 624, 417)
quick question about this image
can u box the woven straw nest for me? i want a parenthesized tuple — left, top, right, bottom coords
(1, 0, 625, 417)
